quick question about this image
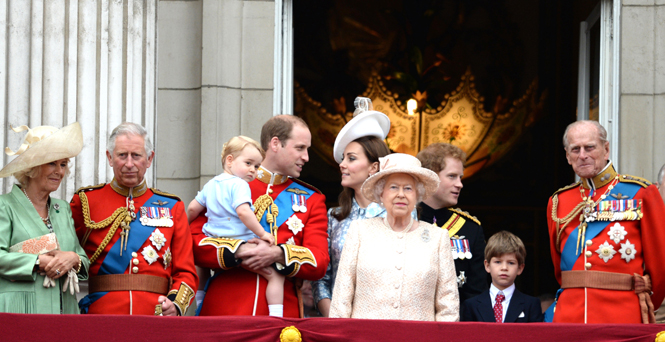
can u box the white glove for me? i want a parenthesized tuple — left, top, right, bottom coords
(42, 273, 56, 288)
(62, 269, 79, 295)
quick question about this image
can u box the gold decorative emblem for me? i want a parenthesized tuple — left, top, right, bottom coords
(619, 240, 636, 262)
(595, 241, 616, 263)
(152, 200, 169, 206)
(280, 326, 302, 342)
(286, 188, 309, 195)
(162, 247, 172, 270)
(284, 244, 317, 267)
(655, 331, 665, 342)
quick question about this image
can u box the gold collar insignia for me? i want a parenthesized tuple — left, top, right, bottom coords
(110, 178, 148, 197)
(256, 167, 289, 186)
(582, 162, 618, 190)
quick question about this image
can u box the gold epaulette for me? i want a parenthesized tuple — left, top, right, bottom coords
(551, 181, 581, 197)
(291, 178, 322, 194)
(619, 174, 651, 188)
(75, 183, 105, 194)
(150, 188, 182, 201)
(449, 207, 481, 226)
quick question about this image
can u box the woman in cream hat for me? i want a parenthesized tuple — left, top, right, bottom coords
(312, 97, 392, 317)
(329, 153, 460, 321)
(0, 122, 89, 314)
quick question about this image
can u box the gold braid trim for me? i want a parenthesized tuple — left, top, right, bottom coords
(253, 194, 279, 244)
(551, 194, 585, 252)
(79, 192, 131, 263)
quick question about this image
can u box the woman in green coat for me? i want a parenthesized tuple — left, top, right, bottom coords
(0, 122, 89, 314)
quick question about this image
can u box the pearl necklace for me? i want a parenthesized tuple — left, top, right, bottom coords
(22, 187, 50, 224)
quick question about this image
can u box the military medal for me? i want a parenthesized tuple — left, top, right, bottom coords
(150, 229, 167, 250)
(286, 215, 304, 235)
(619, 239, 636, 262)
(140, 207, 150, 225)
(463, 239, 472, 259)
(141, 245, 158, 265)
(457, 271, 467, 288)
(456, 240, 465, 260)
(595, 241, 616, 262)
(292, 194, 300, 212)
(162, 247, 172, 270)
(607, 223, 627, 244)
(291, 194, 307, 213)
(450, 239, 458, 259)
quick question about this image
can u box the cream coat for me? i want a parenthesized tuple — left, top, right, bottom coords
(330, 217, 459, 321)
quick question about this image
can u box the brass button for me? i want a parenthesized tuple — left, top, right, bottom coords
(585, 251, 592, 257)
(393, 303, 399, 309)
(586, 240, 593, 246)
(133, 259, 139, 265)
(132, 266, 139, 273)
(131, 252, 138, 258)
(585, 263, 592, 269)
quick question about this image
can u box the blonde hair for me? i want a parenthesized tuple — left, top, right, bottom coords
(417, 143, 467, 174)
(221, 136, 265, 169)
(484, 230, 526, 266)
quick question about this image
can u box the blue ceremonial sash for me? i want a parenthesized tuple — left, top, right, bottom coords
(560, 182, 640, 271)
(79, 193, 175, 313)
(545, 181, 641, 322)
(258, 182, 313, 233)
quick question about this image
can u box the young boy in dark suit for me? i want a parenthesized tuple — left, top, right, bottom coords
(461, 231, 543, 323)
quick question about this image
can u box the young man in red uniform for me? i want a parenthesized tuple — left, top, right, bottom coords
(546, 120, 665, 323)
(71, 122, 198, 315)
(191, 115, 329, 317)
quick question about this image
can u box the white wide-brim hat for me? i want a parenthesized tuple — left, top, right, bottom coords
(361, 153, 440, 203)
(0, 122, 83, 178)
(332, 97, 391, 164)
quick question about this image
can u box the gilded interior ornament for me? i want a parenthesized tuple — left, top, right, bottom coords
(296, 68, 546, 179)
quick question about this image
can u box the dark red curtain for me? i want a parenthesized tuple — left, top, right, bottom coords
(2, 313, 664, 342)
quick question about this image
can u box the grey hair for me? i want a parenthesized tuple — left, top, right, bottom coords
(373, 173, 426, 204)
(14, 159, 71, 188)
(107, 122, 154, 156)
(657, 163, 665, 186)
(562, 120, 608, 150)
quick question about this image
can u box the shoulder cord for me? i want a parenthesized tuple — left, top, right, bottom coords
(253, 194, 279, 245)
(550, 194, 584, 252)
(79, 192, 132, 263)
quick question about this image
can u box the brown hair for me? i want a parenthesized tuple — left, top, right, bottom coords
(484, 230, 526, 266)
(416, 143, 466, 174)
(332, 136, 391, 221)
(260, 115, 308, 151)
(221, 136, 265, 168)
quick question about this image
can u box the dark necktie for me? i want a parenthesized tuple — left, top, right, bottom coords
(494, 292, 505, 323)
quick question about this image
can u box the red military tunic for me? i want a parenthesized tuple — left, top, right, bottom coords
(70, 179, 198, 315)
(547, 163, 665, 323)
(191, 167, 329, 317)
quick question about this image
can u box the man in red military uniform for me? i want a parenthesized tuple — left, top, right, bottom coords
(71, 122, 198, 315)
(191, 115, 329, 317)
(546, 120, 665, 323)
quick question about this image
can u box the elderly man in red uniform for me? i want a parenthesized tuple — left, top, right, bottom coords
(71, 122, 198, 315)
(191, 115, 328, 317)
(546, 120, 665, 323)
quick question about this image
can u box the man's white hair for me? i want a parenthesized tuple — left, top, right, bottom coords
(107, 122, 153, 156)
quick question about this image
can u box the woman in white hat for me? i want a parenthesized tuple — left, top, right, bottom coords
(312, 97, 392, 317)
(329, 153, 459, 321)
(0, 123, 89, 314)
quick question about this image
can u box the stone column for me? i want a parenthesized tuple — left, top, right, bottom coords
(619, 0, 665, 181)
(0, 0, 158, 199)
(156, 0, 276, 204)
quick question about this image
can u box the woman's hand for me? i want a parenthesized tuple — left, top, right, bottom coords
(43, 250, 79, 280)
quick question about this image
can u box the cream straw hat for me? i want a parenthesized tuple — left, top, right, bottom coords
(332, 97, 391, 164)
(361, 153, 440, 203)
(0, 122, 83, 178)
